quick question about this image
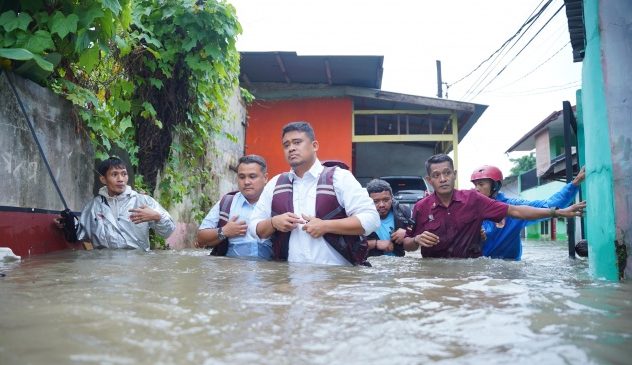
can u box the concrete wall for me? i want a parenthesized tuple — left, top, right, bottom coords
(600, 0, 632, 279)
(0, 72, 247, 250)
(165, 87, 246, 248)
(535, 129, 550, 177)
(580, 0, 619, 280)
(0, 72, 94, 212)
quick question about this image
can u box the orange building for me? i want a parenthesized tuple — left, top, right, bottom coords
(241, 52, 487, 185)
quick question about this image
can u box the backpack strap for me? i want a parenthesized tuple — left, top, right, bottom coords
(269, 166, 370, 266)
(210, 191, 238, 256)
(270, 173, 293, 260)
(316, 166, 369, 266)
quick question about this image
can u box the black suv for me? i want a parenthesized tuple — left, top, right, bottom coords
(379, 176, 427, 208)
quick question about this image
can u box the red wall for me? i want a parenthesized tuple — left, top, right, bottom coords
(0, 210, 80, 257)
(245, 98, 353, 177)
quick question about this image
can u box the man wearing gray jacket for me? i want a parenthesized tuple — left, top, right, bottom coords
(59, 157, 175, 251)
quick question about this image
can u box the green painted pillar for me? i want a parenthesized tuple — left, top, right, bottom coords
(581, 0, 618, 280)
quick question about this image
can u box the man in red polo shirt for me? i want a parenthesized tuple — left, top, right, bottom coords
(403, 154, 586, 258)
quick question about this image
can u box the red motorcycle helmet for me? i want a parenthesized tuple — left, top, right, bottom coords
(471, 165, 503, 195)
(470, 165, 503, 182)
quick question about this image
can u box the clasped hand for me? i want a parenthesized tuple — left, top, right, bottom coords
(270, 213, 329, 238)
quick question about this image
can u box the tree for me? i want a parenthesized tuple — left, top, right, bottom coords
(509, 152, 536, 176)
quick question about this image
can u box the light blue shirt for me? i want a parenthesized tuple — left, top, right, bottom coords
(376, 212, 396, 256)
(199, 192, 272, 260)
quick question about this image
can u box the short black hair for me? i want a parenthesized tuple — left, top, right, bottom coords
(97, 156, 127, 176)
(281, 121, 316, 141)
(425, 154, 454, 175)
(366, 179, 393, 196)
(238, 154, 267, 174)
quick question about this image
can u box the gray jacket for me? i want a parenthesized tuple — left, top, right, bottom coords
(77, 186, 175, 251)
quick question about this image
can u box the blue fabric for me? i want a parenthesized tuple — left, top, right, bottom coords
(482, 183, 579, 260)
(376, 212, 396, 256)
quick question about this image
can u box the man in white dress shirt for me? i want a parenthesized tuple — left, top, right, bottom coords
(249, 121, 380, 265)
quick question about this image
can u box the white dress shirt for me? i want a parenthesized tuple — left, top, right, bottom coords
(249, 159, 380, 265)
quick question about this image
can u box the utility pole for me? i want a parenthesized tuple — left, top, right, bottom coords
(436, 60, 443, 98)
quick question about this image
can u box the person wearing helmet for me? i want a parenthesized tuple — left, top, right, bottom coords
(402, 154, 586, 259)
(471, 165, 586, 260)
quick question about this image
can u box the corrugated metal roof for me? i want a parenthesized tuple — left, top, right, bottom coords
(240, 52, 383, 89)
(564, 0, 585, 62)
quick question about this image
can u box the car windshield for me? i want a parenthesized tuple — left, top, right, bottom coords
(379, 176, 426, 194)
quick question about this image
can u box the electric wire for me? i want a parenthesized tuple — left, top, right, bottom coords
(487, 80, 580, 97)
(488, 41, 570, 93)
(468, 3, 565, 100)
(460, 0, 555, 99)
(447, 0, 551, 88)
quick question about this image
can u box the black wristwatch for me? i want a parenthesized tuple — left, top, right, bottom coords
(217, 227, 227, 241)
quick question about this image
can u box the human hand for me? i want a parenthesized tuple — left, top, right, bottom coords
(54, 216, 65, 229)
(301, 214, 328, 238)
(556, 201, 586, 218)
(480, 228, 487, 241)
(572, 167, 586, 186)
(129, 205, 161, 224)
(390, 228, 406, 244)
(271, 212, 305, 232)
(414, 231, 440, 247)
(222, 216, 248, 237)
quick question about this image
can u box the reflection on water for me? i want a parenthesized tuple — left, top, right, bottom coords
(1, 241, 631, 364)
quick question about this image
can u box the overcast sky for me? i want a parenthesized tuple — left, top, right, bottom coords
(229, 0, 582, 187)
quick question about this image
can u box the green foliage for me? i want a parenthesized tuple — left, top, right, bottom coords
(149, 229, 167, 250)
(121, 0, 241, 216)
(509, 152, 536, 176)
(1, 0, 242, 222)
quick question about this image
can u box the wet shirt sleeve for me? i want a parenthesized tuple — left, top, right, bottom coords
(76, 199, 96, 242)
(476, 193, 508, 223)
(332, 168, 380, 236)
(248, 175, 277, 240)
(198, 200, 221, 230)
(144, 196, 176, 238)
(407, 199, 429, 237)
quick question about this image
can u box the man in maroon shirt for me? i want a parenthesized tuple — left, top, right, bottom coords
(403, 154, 586, 258)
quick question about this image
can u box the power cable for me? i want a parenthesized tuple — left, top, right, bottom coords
(486, 80, 580, 97)
(489, 41, 570, 92)
(460, 0, 555, 99)
(468, 3, 565, 100)
(448, 0, 551, 88)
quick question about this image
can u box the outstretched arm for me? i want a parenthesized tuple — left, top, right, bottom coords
(507, 201, 586, 220)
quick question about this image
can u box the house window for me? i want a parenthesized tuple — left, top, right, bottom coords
(540, 221, 549, 235)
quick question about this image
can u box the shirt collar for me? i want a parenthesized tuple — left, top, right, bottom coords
(98, 185, 134, 200)
(429, 189, 463, 209)
(289, 158, 322, 181)
(234, 192, 255, 207)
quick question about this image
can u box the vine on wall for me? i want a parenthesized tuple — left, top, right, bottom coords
(0, 0, 242, 218)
